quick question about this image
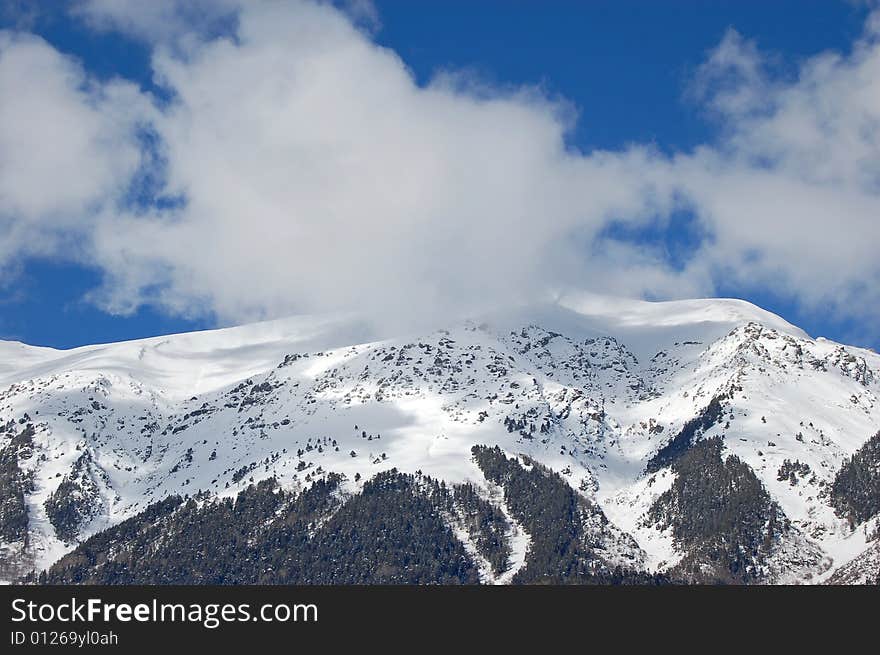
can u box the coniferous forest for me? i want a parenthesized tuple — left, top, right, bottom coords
(31, 471, 480, 585)
(15, 432, 878, 586)
(647, 437, 788, 583)
(830, 431, 880, 525)
(27, 443, 673, 585)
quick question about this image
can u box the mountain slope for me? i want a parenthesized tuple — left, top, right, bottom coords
(1, 294, 878, 584)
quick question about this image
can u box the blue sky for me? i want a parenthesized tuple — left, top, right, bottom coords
(0, 1, 878, 349)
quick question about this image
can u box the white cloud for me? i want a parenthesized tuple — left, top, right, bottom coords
(669, 23, 880, 319)
(0, 0, 879, 339)
(0, 30, 150, 271)
(71, 0, 241, 46)
(72, 0, 380, 45)
(81, 0, 680, 328)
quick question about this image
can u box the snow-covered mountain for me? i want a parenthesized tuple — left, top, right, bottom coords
(2, 293, 879, 584)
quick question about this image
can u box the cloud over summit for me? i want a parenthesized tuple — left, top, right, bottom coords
(1, 0, 879, 337)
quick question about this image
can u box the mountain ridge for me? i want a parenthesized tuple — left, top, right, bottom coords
(1, 294, 878, 584)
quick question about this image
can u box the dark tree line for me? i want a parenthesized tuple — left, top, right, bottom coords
(44, 451, 102, 543)
(29, 495, 185, 584)
(452, 482, 511, 575)
(472, 445, 667, 585)
(0, 424, 35, 546)
(647, 437, 788, 583)
(29, 448, 672, 585)
(32, 470, 479, 585)
(830, 430, 880, 525)
(296, 471, 478, 584)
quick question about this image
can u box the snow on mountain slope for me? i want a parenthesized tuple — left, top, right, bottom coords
(1, 294, 878, 583)
(0, 313, 376, 399)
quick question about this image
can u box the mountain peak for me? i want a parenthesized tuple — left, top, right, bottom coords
(1, 294, 878, 584)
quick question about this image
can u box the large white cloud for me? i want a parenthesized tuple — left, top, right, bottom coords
(81, 0, 682, 327)
(1, 0, 879, 339)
